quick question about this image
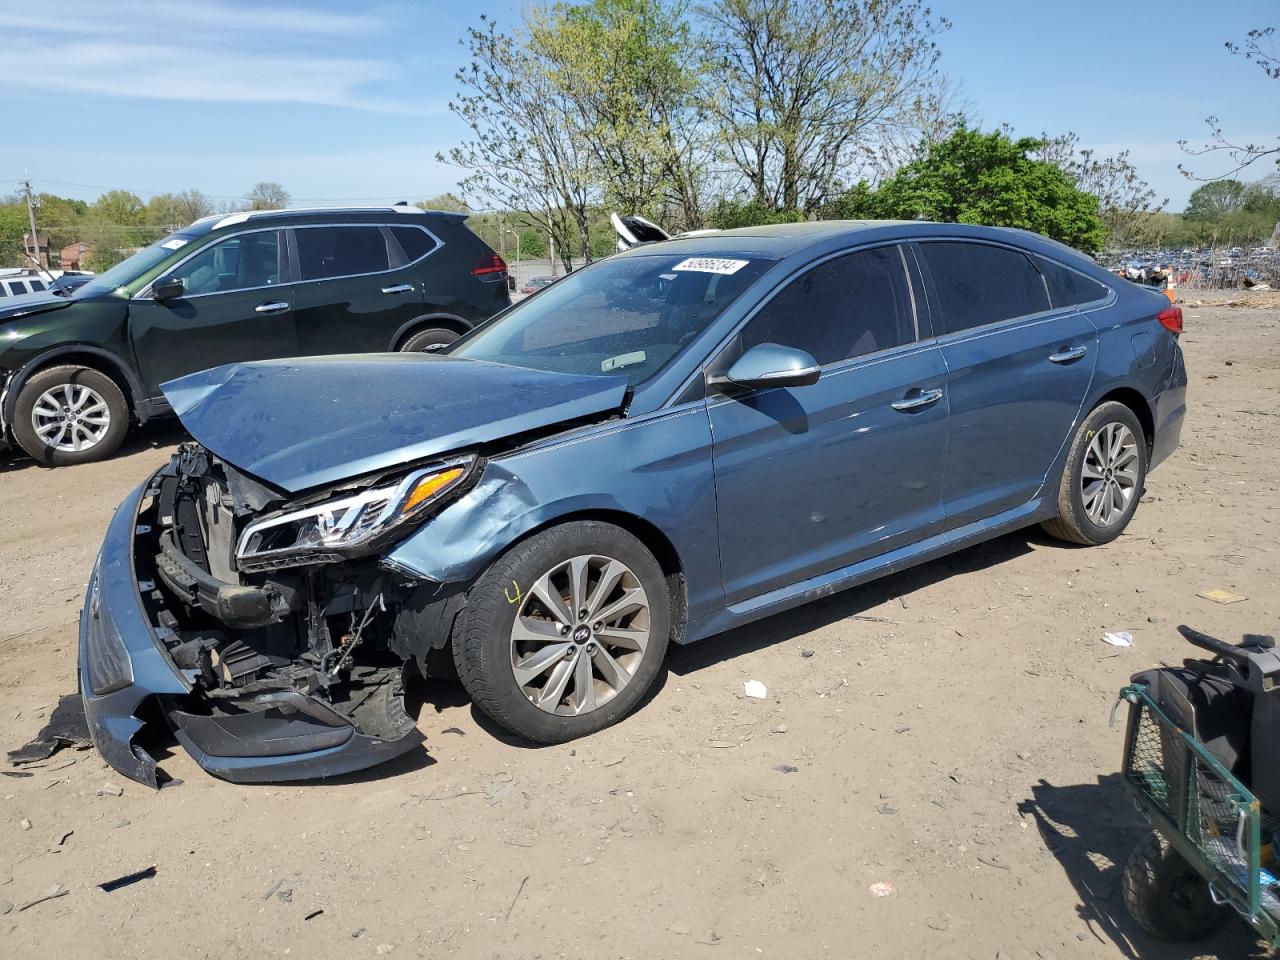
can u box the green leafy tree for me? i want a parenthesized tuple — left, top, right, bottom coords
(417, 193, 471, 213)
(708, 198, 804, 228)
(147, 190, 215, 229)
(0, 203, 30, 267)
(518, 228, 548, 258)
(1184, 180, 1246, 219)
(831, 125, 1106, 251)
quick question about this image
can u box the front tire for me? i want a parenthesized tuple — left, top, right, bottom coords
(453, 521, 671, 744)
(1122, 831, 1227, 941)
(11, 365, 129, 466)
(1042, 400, 1148, 545)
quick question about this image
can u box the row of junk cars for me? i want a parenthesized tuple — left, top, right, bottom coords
(1107, 244, 1279, 292)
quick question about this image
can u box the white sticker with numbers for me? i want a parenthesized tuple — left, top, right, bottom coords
(671, 257, 749, 275)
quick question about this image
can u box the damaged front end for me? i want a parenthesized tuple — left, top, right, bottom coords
(78, 444, 479, 786)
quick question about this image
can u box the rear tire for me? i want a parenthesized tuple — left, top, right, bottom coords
(11, 364, 129, 466)
(453, 521, 671, 744)
(1042, 400, 1148, 545)
(1122, 831, 1227, 941)
(399, 327, 459, 353)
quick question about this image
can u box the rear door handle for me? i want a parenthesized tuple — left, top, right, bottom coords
(1049, 345, 1088, 364)
(891, 388, 944, 412)
(381, 283, 414, 295)
(255, 301, 290, 314)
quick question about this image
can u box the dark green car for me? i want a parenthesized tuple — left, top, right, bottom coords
(0, 206, 511, 465)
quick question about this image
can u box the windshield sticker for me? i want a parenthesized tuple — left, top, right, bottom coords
(672, 257, 749, 275)
(602, 351, 646, 372)
(160, 238, 189, 250)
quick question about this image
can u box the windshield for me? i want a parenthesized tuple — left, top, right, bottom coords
(74, 232, 200, 298)
(451, 253, 774, 384)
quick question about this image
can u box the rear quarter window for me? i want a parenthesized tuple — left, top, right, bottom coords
(390, 226, 438, 263)
(917, 241, 1050, 334)
(1036, 256, 1110, 308)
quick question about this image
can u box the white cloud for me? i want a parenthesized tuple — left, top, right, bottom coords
(4, 0, 418, 112)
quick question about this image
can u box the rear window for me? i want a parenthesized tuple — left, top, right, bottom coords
(390, 226, 438, 263)
(1036, 256, 1109, 308)
(296, 226, 391, 281)
(918, 241, 1050, 334)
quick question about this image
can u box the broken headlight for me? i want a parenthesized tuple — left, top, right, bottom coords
(235, 457, 476, 572)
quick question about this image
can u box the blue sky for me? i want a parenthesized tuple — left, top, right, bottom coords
(2, 0, 1276, 213)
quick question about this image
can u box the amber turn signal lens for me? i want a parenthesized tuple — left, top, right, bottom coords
(400, 467, 465, 515)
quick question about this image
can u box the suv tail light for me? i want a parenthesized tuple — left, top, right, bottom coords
(1157, 306, 1183, 335)
(471, 253, 508, 280)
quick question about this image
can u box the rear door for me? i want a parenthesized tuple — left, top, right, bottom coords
(708, 244, 949, 605)
(128, 229, 295, 394)
(290, 224, 428, 355)
(913, 240, 1099, 529)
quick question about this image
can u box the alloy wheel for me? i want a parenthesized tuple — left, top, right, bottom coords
(509, 554, 651, 716)
(1081, 422, 1139, 527)
(31, 383, 112, 453)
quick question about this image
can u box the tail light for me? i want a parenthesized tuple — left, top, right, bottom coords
(471, 253, 508, 280)
(1157, 306, 1183, 335)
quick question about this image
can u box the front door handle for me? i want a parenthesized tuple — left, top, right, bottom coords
(890, 388, 944, 412)
(381, 283, 414, 295)
(255, 301, 290, 314)
(1049, 345, 1088, 364)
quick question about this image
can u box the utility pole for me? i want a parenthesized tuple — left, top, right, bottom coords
(21, 175, 41, 268)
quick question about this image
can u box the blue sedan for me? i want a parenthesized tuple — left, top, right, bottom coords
(79, 220, 1186, 784)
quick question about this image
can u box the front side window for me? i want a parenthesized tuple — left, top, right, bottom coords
(169, 231, 281, 295)
(296, 226, 391, 281)
(917, 241, 1050, 334)
(739, 245, 916, 365)
(451, 253, 774, 385)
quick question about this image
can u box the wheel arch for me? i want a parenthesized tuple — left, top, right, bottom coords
(1092, 386, 1155, 453)
(388, 313, 472, 351)
(3, 345, 145, 429)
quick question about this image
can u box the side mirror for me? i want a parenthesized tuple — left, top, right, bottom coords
(151, 276, 185, 301)
(712, 343, 821, 391)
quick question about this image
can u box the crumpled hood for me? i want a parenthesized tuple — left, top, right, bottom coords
(163, 353, 629, 493)
(0, 290, 72, 323)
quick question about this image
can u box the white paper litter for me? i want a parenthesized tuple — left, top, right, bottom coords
(743, 680, 768, 699)
(1102, 631, 1134, 648)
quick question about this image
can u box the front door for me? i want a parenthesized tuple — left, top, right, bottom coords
(129, 229, 295, 395)
(708, 244, 949, 606)
(912, 240, 1099, 529)
(289, 224, 426, 355)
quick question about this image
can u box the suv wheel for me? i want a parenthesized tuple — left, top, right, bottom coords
(400, 327, 459, 353)
(11, 365, 129, 466)
(1042, 400, 1148, 545)
(454, 521, 671, 743)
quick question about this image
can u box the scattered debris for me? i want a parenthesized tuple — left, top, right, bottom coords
(876, 802, 898, 815)
(0, 899, 11, 915)
(1198, 588, 1248, 605)
(869, 881, 896, 898)
(5, 694, 90, 767)
(1, 771, 33, 779)
(773, 723, 787, 734)
(504, 875, 529, 921)
(603, 757, 626, 767)
(20, 818, 32, 831)
(773, 764, 798, 774)
(98, 866, 156, 892)
(1102, 631, 1134, 648)
(848, 615, 901, 624)
(96, 784, 123, 798)
(441, 727, 465, 736)
(55, 829, 73, 846)
(115, 819, 130, 829)
(743, 680, 768, 700)
(800, 649, 814, 658)
(305, 909, 324, 920)
(18, 883, 68, 911)
(351, 928, 367, 939)
(262, 878, 286, 901)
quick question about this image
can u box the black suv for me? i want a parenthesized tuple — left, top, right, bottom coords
(0, 206, 511, 465)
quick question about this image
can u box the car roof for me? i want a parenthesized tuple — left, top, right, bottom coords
(612, 219, 1089, 264)
(189, 205, 466, 235)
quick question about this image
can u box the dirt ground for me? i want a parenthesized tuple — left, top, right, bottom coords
(2, 289, 1278, 959)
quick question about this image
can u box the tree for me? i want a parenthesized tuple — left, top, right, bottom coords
(441, 14, 598, 271)
(147, 190, 215, 228)
(245, 182, 290, 210)
(698, 0, 949, 214)
(1036, 132, 1164, 246)
(707, 197, 804, 228)
(417, 193, 471, 213)
(90, 190, 145, 227)
(831, 125, 1107, 251)
(1181, 26, 1278, 179)
(1184, 180, 1247, 219)
(535, 0, 707, 230)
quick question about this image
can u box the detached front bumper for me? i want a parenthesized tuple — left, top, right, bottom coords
(78, 479, 424, 787)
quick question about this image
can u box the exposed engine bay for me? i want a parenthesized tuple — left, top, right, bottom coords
(130, 444, 465, 769)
